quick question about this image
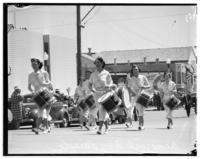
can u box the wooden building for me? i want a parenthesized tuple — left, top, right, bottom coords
(91, 46, 197, 92)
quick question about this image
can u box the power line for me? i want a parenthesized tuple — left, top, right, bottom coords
(132, 22, 168, 45)
(85, 13, 187, 25)
(101, 11, 168, 48)
(105, 23, 135, 47)
(83, 6, 102, 25)
(115, 23, 167, 47)
(81, 6, 96, 22)
(27, 23, 76, 30)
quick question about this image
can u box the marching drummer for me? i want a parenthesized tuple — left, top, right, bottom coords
(74, 78, 90, 130)
(28, 57, 53, 134)
(153, 72, 178, 129)
(82, 70, 98, 130)
(88, 57, 115, 135)
(116, 78, 131, 125)
(126, 65, 150, 130)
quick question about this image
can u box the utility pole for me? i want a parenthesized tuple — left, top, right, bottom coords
(76, 5, 96, 85)
(77, 5, 81, 85)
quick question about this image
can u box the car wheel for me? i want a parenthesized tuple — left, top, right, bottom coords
(60, 113, 69, 128)
(32, 116, 38, 128)
(12, 120, 20, 130)
(121, 117, 126, 123)
(118, 116, 124, 124)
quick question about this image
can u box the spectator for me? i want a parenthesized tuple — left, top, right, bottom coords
(74, 78, 90, 130)
(154, 90, 162, 110)
(10, 86, 24, 129)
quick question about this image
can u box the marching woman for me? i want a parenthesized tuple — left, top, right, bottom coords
(126, 65, 150, 130)
(88, 57, 115, 135)
(82, 70, 98, 130)
(28, 58, 53, 134)
(74, 78, 90, 130)
(153, 72, 179, 129)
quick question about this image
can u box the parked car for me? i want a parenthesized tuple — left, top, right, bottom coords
(8, 94, 80, 130)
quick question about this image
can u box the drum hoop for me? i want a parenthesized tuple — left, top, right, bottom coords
(86, 94, 93, 99)
(136, 93, 151, 107)
(79, 101, 88, 109)
(33, 95, 46, 105)
(33, 90, 52, 107)
(102, 98, 118, 113)
(98, 92, 113, 103)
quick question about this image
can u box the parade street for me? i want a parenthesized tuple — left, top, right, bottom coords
(8, 108, 196, 155)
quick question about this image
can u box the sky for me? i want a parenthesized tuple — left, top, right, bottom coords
(7, 4, 197, 53)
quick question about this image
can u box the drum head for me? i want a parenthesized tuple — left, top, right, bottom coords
(79, 100, 88, 110)
(85, 95, 95, 107)
(136, 93, 151, 107)
(122, 88, 132, 109)
(98, 92, 113, 103)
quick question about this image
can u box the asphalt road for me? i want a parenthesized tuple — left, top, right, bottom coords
(7, 108, 196, 155)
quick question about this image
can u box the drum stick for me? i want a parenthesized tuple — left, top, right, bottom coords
(74, 96, 79, 105)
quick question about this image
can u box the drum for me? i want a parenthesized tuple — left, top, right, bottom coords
(78, 100, 88, 110)
(117, 87, 132, 109)
(33, 88, 56, 108)
(85, 95, 95, 109)
(136, 92, 150, 107)
(8, 109, 13, 124)
(166, 96, 180, 109)
(98, 91, 120, 113)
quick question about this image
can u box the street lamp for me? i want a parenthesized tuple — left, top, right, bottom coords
(166, 58, 171, 73)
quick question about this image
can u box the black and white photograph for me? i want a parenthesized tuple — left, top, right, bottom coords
(3, 1, 198, 156)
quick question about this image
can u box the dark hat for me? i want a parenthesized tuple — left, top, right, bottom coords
(31, 57, 43, 69)
(86, 70, 92, 73)
(14, 86, 21, 91)
(94, 57, 106, 68)
(31, 58, 41, 63)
